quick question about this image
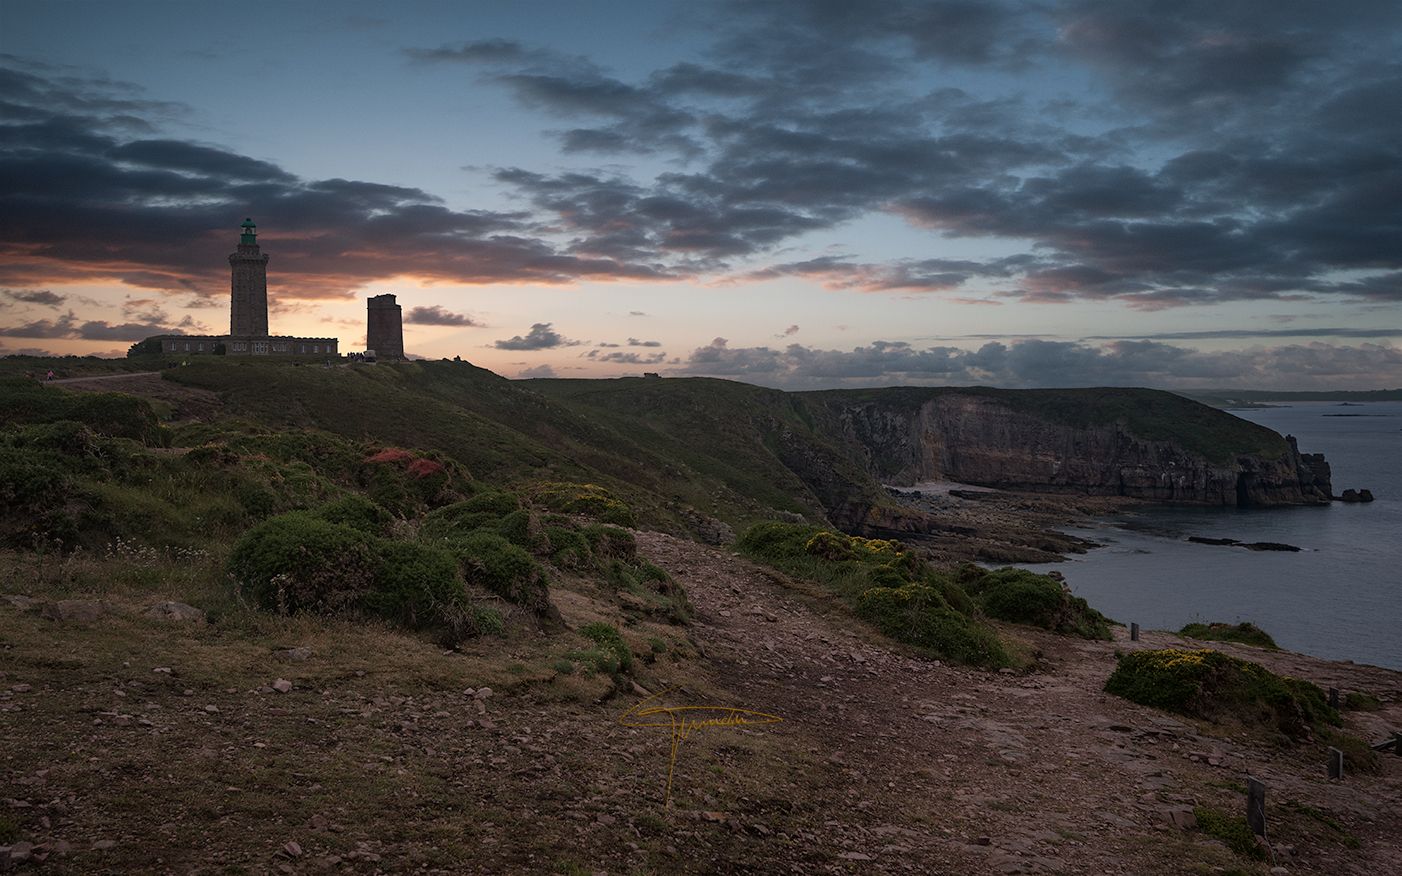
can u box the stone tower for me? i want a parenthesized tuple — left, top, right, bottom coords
(228, 218, 269, 337)
(366, 293, 404, 360)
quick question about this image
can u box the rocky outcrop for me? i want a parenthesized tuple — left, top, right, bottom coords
(822, 392, 1331, 507)
(1337, 488, 1375, 503)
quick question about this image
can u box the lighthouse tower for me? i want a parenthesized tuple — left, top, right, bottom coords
(229, 218, 270, 337)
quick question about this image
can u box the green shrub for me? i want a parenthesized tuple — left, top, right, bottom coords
(959, 566, 1112, 640)
(232, 478, 278, 518)
(857, 584, 1011, 667)
(313, 494, 393, 535)
(1194, 806, 1265, 860)
(450, 531, 549, 611)
(14, 420, 100, 456)
(366, 540, 464, 626)
(0, 445, 92, 547)
(736, 521, 816, 559)
(546, 525, 593, 568)
(604, 558, 689, 623)
(1179, 622, 1279, 649)
(227, 512, 378, 614)
(1342, 691, 1382, 711)
(582, 523, 636, 560)
(1105, 649, 1338, 738)
(530, 482, 636, 526)
(358, 448, 469, 516)
(578, 622, 632, 673)
(495, 508, 548, 552)
(0, 378, 165, 445)
(420, 491, 522, 539)
(471, 605, 505, 635)
(1319, 726, 1381, 773)
(739, 522, 1016, 666)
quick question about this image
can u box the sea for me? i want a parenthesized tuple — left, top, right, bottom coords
(1019, 401, 1402, 670)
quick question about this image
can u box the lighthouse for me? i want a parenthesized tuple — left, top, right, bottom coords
(229, 217, 270, 337)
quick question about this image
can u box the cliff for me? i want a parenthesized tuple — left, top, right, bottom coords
(147, 361, 1332, 542)
(808, 388, 1332, 507)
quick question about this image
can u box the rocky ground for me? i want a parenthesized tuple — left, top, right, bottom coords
(3, 530, 1400, 875)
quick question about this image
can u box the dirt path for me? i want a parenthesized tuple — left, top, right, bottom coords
(47, 371, 222, 421)
(636, 531, 1402, 875)
(47, 372, 162, 384)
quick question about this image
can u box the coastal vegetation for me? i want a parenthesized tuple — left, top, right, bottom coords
(736, 522, 1112, 666)
(954, 565, 1113, 640)
(1105, 648, 1351, 745)
(1179, 621, 1280, 649)
(0, 375, 682, 648)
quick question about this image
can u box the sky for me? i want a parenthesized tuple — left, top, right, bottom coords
(1, 0, 1399, 390)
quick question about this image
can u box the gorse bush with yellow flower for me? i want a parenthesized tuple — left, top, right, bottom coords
(740, 522, 1113, 668)
(1105, 648, 1338, 739)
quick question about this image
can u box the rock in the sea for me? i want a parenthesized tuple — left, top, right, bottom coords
(1337, 488, 1374, 503)
(1243, 542, 1302, 552)
(144, 601, 206, 623)
(1187, 536, 1240, 546)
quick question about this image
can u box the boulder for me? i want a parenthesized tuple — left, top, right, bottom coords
(3, 595, 42, 612)
(684, 510, 735, 545)
(41, 600, 114, 623)
(144, 601, 206, 623)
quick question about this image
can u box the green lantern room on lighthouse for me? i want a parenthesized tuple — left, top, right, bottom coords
(240, 217, 257, 245)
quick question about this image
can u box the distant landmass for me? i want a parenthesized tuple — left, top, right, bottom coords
(1184, 388, 1402, 407)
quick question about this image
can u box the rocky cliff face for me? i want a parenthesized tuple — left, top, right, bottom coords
(826, 393, 1331, 507)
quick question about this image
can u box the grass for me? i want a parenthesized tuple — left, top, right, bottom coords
(1282, 800, 1361, 849)
(1342, 690, 1382, 711)
(1193, 806, 1265, 860)
(1180, 622, 1279, 649)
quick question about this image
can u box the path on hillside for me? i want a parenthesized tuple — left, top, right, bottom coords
(635, 531, 1402, 875)
(46, 371, 222, 421)
(47, 371, 161, 383)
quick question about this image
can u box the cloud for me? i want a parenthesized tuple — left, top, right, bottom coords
(1088, 327, 1402, 340)
(8, 0, 1402, 320)
(2, 288, 65, 306)
(0, 64, 675, 300)
(0, 343, 61, 357)
(628, 311, 649, 316)
(674, 336, 1402, 391)
(589, 350, 668, 364)
(404, 305, 483, 327)
(406, 2, 1401, 308)
(627, 337, 661, 347)
(516, 363, 558, 379)
(493, 322, 581, 350)
(781, 325, 799, 336)
(0, 309, 207, 341)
